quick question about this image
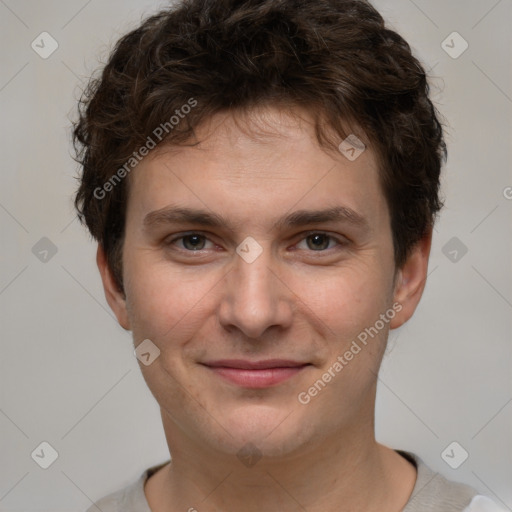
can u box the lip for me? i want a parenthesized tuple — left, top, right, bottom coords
(202, 359, 311, 388)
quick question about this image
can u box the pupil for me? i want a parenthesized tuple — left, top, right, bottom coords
(185, 235, 204, 250)
(309, 234, 328, 250)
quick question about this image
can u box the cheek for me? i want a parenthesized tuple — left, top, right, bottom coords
(290, 263, 393, 342)
(124, 255, 219, 340)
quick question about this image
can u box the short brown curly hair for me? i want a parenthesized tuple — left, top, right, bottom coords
(73, 0, 446, 292)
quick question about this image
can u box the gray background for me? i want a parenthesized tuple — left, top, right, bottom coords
(0, 0, 511, 510)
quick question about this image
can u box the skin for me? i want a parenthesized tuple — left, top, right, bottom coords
(97, 105, 432, 512)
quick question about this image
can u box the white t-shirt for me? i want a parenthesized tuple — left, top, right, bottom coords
(86, 450, 506, 511)
(464, 495, 508, 512)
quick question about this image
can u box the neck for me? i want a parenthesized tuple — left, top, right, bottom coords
(146, 414, 416, 512)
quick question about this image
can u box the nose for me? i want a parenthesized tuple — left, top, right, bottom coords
(218, 242, 294, 339)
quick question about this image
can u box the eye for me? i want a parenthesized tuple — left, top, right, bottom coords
(167, 233, 215, 251)
(295, 232, 345, 252)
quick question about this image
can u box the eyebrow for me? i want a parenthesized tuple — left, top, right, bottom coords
(143, 205, 370, 233)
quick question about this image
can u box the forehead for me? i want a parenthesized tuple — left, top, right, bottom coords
(126, 106, 387, 228)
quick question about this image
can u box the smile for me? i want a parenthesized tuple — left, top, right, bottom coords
(201, 359, 311, 388)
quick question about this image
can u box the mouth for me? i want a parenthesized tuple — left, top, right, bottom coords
(201, 359, 311, 388)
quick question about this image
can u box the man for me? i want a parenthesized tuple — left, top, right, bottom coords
(73, 0, 504, 510)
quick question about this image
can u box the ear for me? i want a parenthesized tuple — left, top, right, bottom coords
(390, 227, 433, 329)
(96, 244, 131, 330)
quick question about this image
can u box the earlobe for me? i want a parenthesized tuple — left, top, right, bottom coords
(96, 245, 131, 330)
(390, 228, 433, 330)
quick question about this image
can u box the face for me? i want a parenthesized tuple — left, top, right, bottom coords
(99, 106, 430, 460)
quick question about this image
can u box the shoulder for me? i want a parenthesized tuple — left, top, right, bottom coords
(463, 495, 510, 512)
(85, 461, 169, 512)
(84, 477, 146, 512)
(399, 451, 505, 512)
(85, 490, 122, 512)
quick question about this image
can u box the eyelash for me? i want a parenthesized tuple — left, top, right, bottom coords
(165, 231, 348, 255)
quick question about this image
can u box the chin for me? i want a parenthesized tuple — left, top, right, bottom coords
(202, 404, 319, 459)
